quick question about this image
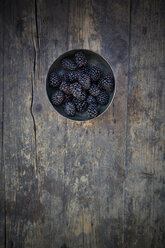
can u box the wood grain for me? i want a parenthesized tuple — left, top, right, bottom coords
(125, 0, 165, 247)
(0, 0, 165, 247)
(0, 1, 5, 247)
(31, 0, 130, 247)
(2, 1, 38, 247)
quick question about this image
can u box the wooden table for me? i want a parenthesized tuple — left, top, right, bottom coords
(0, 0, 165, 247)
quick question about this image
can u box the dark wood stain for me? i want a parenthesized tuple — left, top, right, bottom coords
(0, 0, 165, 247)
(0, 1, 5, 248)
(125, 0, 165, 248)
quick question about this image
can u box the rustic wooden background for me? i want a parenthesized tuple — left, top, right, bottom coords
(0, 0, 165, 247)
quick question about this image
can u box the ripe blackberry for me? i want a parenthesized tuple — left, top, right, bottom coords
(72, 97, 79, 105)
(51, 90, 64, 105)
(70, 82, 83, 99)
(73, 98, 88, 113)
(78, 73, 91, 90)
(80, 65, 90, 75)
(97, 80, 104, 90)
(87, 95, 97, 104)
(75, 51, 87, 67)
(87, 104, 98, 118)
(89, 84, 100, 96)
(89, 66, 102, 81)
(63, 94, 73, 103)
(61, 58, 77, 70)
(60, 81, 71, 95)
(78, 90, 87, 101)
(100, 75, 114, 92)
(64, 102, 76, 116)
(68, 71, 79, 82)
(58, 70, 69, 81)
(48, 71, 61, 88)
(97, 91, 109, 105)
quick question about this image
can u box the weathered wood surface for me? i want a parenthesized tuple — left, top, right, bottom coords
(0, 1, 5, 247)
(0, 0, 165, 247)
(2, 1, 37, 247)
(125, 0, 165, 247)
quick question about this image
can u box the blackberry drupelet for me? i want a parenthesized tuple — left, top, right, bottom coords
(51, 90, 64, 105)
(87, 95, 97, 105)
(60, 81, 71, 95)
(80, 65, 90, 75)
(97, 91, 109, 105)
(75, 51, 87, 67)
(70, 82, 83, 99)
(97, 80, 104, 90)
(61, 58, 77, 70)
(58, 70, 69, 81)
(48, 71, 61, 88)
(78, 73, 91, 90)
(63, 94, 73, 103)
(72, 97, 79, 106)
(73, 98, 88, 113)
(68, 71, 79, 82)
(100, 74, 114, 92)
(64, 102, 76, 116)
(87, 104, 98, 118)
(78, 90, 86, 101)
(89, 66, 102, 81)
(89, 84, 100, 96)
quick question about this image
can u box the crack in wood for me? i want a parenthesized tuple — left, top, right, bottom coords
(140, 172, 154, 179)
(34, 0, 39, 49)
(30, 73, 37, 171)
(29, 0, 40, 174)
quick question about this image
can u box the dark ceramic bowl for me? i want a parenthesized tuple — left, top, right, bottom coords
(46, 49, 116, 121)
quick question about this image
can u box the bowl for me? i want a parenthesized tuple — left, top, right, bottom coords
(46, 49, 116, 121)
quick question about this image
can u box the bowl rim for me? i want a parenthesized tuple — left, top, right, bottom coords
(46, 48, 116, 122)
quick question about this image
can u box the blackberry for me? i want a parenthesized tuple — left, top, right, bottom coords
(64, 102, 76, 116)
(51, 90, 64, 105)
(78, 73, 91, 90)
(60, 81, 71, 95)
(100, 75, 114, 92)
(89, 84, 100, 96)
(89, 66, 102, 81)
(78, 90, 87, 101)
(58, 70, 69, 81)
(61, 58, 77, 70)
(48, 71, 61, 88)
(80, 65, 90, 75)
(75, 51, 87, 67)
(68, 71, 79, 82)
(72, 97, 79, 106)
(97, 80, 104, 90)
(87, 95, 97, 105)
(63, 94, 73, 103)
(97, 91, 109, 105)
(87, 104, 98, 118)
(70, 82, 83, 99)
(73, 98, 88, 112)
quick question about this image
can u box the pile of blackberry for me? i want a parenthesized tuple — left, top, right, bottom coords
(48, 50, 114, 119)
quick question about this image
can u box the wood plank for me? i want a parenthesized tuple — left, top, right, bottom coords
(27, 0, 71, 247)
(3, 1, 38, 247)
(0, 1, 5, 247)
(125, 0, 165, 247)
(33, 0, 130, 247)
